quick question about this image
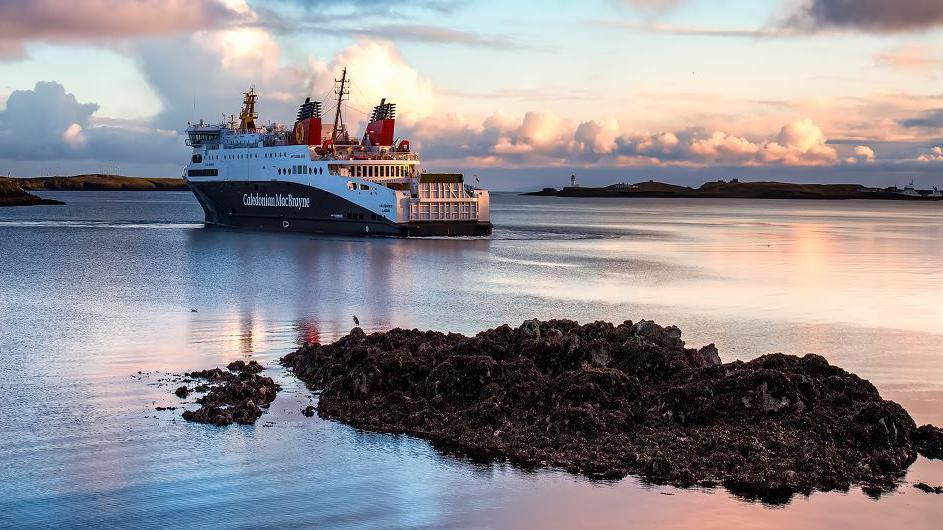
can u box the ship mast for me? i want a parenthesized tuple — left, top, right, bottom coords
(238, 87, 258, 131)
(331, 67, 349, 144)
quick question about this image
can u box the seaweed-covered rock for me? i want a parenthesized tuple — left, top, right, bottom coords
(913, 425, 943, 460)
(179, 361, 280, 426)
(282, 319, 942, 503)
(914, 482, 943, 494)
(227, 360, 264, 374)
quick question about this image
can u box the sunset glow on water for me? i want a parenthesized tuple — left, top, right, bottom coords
(1, 191, 941, 528)
(4, 1, 943, 525)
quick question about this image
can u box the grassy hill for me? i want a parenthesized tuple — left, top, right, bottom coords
(524, 180, 927, 200)
(0, 178, 65, 206)
(16, 174, 188, 191)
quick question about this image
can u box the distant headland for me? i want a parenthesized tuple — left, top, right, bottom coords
(0, 178, 64, 207)
(15, 174, 188, 192)
(525, 179, 943, 201)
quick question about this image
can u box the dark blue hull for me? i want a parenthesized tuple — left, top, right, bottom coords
(188, 180, 492, 237)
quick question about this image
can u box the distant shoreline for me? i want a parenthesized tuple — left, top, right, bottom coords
(13, 174, 188, 192)
(524, 180, 943, 201)
(0, 178, 65, 207)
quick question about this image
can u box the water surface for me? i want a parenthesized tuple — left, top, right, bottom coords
(1, 191, 942, 528)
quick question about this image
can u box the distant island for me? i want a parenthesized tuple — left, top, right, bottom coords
(0, 178, 64, 207)
(15, 174, 188, 192)
(525, 179, 943, 201)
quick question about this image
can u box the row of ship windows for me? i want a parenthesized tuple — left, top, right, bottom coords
(192, 155, 407, 180)
(350, 165, 408, 178)
(280, 165, 324, 176)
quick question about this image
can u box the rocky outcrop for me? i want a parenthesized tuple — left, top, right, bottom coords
(177, 360, 280, 426)
(282, 319, 942, 503)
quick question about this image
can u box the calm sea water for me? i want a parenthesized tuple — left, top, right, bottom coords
(1, 191, 942, 529)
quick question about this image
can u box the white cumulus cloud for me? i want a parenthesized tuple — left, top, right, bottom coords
(918, 146, 943, 162)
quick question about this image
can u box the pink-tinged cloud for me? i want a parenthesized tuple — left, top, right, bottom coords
(0, 37, 910, 175)
(855, 145, 876, 162)
(918, 146, 943, 162)
(0, 0, 249, 60)
(875, 46, 939, 71)
(403, 112, 843, 168)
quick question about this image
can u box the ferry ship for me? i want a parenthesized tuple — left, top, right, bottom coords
(183, 69, 491, 236)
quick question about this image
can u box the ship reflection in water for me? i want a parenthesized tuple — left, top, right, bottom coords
(0, 191, 941, 528)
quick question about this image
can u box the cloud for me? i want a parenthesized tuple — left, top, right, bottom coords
(0, 81, 98, 159)
(267, 0, 460, 15)
(787, 0, 943, 33)
(0, 0, 250, 60)
(615, 0, 684, 12)
(403, 112, 841, 168)
(918, 146, 943, 162)
(0, 36, 433, 170)
(0, 24, 919, 178)
(874, 45, 940, 71)
(855, 145, 875, 161)
(845, 145, 875, 163)
(0, 0, 507, 62)
(306, 39, 436, 119)
(330, 24, 524, 49)
(592, 20, 805, 39)
(130, 26, 307, 130)
(0, 81, 182, 163)
(129, 28, 435, 131)
(899, 109, 943, 129)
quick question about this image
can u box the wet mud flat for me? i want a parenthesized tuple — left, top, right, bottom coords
(282, 319, 943, 503)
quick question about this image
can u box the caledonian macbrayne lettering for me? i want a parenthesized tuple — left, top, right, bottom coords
(242, 193, 311, 209)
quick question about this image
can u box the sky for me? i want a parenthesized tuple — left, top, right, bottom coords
(1, 0, 942, 190)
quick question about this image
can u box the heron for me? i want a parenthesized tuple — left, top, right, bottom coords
(352, 315, 360, 326)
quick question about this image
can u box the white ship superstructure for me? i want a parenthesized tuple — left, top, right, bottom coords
(183, 69, 491, 236)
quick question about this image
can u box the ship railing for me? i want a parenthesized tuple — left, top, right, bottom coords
(324, 152, 421, 161)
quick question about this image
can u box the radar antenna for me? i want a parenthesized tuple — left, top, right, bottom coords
(331, 67, 350, 144)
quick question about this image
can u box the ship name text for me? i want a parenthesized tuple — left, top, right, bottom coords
(242, 193, 311, 209)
